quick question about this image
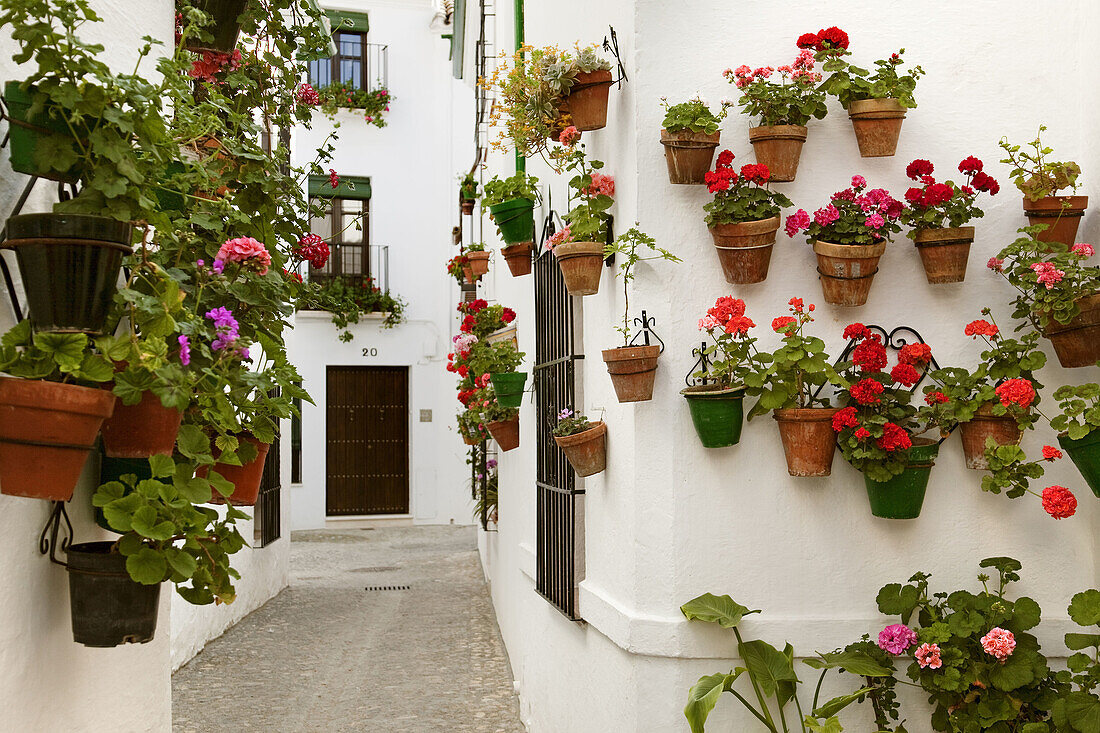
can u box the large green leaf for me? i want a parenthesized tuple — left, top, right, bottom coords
(176, 424, 210, 461)
(1012, 596, 1042, 630)
(1066, 633, 1100, 651)
(806, 650, 891, 677)
(876, 583, 920, 623)
(681, 593, 760, 628)
(1069, 590, 1100, 626)
(1066, 692, 1100, 733)
(813, 687, 874, 718)
(684, 671, 739, 733)
(126, 547, 167, 585)
(739, 639, 799, 698)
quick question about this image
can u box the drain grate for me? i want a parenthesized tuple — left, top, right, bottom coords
(349, 566, 400, 573)
(365, 585, 410, 591)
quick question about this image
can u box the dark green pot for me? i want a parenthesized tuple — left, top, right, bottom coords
(1058, 431, 1100, 499)
(863, 440, 939, 519)
(489, 198, 535, 244)
(3, 80, 83, 182)
(490, 372, 528, 408)
(96, 456, 152, 533)
(65, 541, 160, 647)
(183, 0, 249, 53)
(154, 160, 187, 213)
(681, 385, 744, 448)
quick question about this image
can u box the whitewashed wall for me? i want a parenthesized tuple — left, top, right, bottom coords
(475, 1, 1100, 731)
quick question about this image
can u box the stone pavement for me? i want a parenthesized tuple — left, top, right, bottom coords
(172, 526, 524, 732)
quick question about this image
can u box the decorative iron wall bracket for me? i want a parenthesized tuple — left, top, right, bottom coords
(628, 310, 664, 353)
(602, 26, 628, 87)
(810, 324, 939, 403)
(685, 340, 713, 387)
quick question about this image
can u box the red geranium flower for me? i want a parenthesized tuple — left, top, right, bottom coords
(877, 423, 912, 452)
(964, 319, 999, 339)
(772, 316, 797, 333)
(995, 378, 1036, 410)
(891, 363, 921, 387)
(842, 322, 872, 341)
(972, 171, 1000, 195)
(815, 26, 849, 50)
(855, 427, 871, 440)
(832, 406, 859, 432)
(715, 149, 735, 168)
(1041, 485, 1077, 519)
(796, 32, 819, 49)
(905, 159, 934, 181)
(850, 378, 885, 405)
(852, 337, 888, 373)
(1041, 445, 1063, 461)
(502, 307, 516, 323)
(925, 391, 949, 405)
(898, 343, 932, 367)
(958, 156, 983, 174)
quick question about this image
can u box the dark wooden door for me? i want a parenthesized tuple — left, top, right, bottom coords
(326, 366, 409, 515)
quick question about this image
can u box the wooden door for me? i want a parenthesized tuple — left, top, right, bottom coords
(326, 366, 409, 515)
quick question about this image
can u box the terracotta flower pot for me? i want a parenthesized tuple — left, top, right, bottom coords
(813, 240, 887, 307)
(1023, 195, 1088, 248)
(486, 415, 520, 451)
(553, 241, 604, 296)
(748, 125, 808, 182)
(958, 403, 1023, 470)
(460, 198, 475, 215)
(660, 129, 720, 185)
(205, 434, 271, 506)
(0, 377, 116, 501)
(847, 98, 906, 158)
(100, 391, 184, 458)
(554, 421, 607, 477)
(708, 216, 780, 285)
(1043, 292, 1100, 368)
(501, 241, 533, 277)
(462, 250, 490, 282)
(912, 226, 974, 284)
(773, 407, 841, 477)
(602, 345, 660, 403)
(462, 432, 480, 446)
(563, 70, 613, 131)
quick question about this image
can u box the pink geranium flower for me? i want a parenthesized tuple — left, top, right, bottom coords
(914, 643, 942, 669)
(216, 236, 271, 275)
(877, 624, 918, 655)
(980, 628, 1016, 661)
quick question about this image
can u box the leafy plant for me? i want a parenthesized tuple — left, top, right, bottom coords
(693, 296, 766, 391)
(992, 229, 1100, 331)
(300, 275, 407, 341)
(815, 43, 924, 110)
(460, 172, 479, 200)
(1050, 383, 1100, 440)
(315, 82, 392, 127)
(899, 157, 1000, 231)
(447, 254, 469, 284)
(552, 140, 613, 241)
(483, 171, 540, 207)
(725, 49, 828, 127)
(999, 127, 1082, 201)
(785, 176, 904, 246)
(604, 226, 679, 346)
(703, 150, 792, 227)
(0, 320, 113, 384)
(1052, 590, 1100, 732)
(551, 407, 593, 437)
(660, 95, 730, 134)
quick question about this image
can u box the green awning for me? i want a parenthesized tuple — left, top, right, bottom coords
(325, 10, 369, 33)
(298, 0, 338, 59)
(308, 174, 371, 199)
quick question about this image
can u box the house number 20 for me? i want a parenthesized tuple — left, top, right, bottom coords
(361, 347, 378, 357)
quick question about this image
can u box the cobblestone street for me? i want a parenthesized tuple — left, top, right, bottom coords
(173, 526, 523, 732)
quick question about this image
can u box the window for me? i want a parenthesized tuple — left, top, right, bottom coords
(307, 175, 371, 281)
(308, 11, 373, 90)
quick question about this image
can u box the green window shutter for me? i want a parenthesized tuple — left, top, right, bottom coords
(451, 0, 465, 79)
(308, 175, 371, 200)
(325, 10, 369, 33)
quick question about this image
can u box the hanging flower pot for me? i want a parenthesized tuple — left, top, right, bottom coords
(681, 385, 745, 448)
(863, 439, 939, 519)
(660, 129, 720, 185)
(485, 415, 520, 451)
(912, 226, 974, 284)
(460, 198, 475, 215)
(772, 407, 840, 477)
(181, 0, 249, 54)
(490, 372, 528, 408)
(3, 213, 133, 335)
(813, 240, 887, 307)
(553, 241, 604, 296)
(563, 70, 613, 131)
(1043, 293, 1100, 368)
(847, 98, 906, 158)
(0, 377, 116, 501)
(748, 125, 808, 182)
(1023, 195, 1088, 248)
(488, 198, 535, 244)
(203, 433, 271, 506)
(462, 250, 491, 282)
(554, 421, 607, 477)
(708, 216, 780, 285)
(462, 433, 480, 446)
(3, 81, 83, 182)
(100, 391, 183, 459)
(958, 403, 1022, 470)
(65, 541, 161, 647)
(501, 241, 533, 277)
(95, 456, 150, 533)
(1057, 431, 1100, 499)
(602, 345, 660, 403)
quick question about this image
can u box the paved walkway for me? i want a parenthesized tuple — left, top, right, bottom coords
(173, 526, 524, 732)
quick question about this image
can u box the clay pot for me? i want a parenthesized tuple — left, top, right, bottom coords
(563, 70, 613, 131)
(553, 241, 604, 296)
(0, 377, 116, 500)
(660, 129, 720, 185)
(486, 415, 520, 452)
(501, 241, 533, 277)
(1023, 195, 1088, 248)
(554, 421, 607, 477)
(773, 407, 841, 477)
(912, 226, 974, 284)
(748, 125, 808, 182)
(602, 345, 660, 403)
(205, 434, 271, 506)
(847, 98, 906, 158)
(708, 216, 780, 285)
(813, 240, 887, 307)
(462, 432, 480, 446)
(958, 403, 1023, 470)
(1043, 292, 1100, 368)
(462, 250, 491, 283)
(100, 391, 184, 458)
(460, 198, 475, 215)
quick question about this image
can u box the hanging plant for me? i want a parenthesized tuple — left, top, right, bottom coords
(658, 95, 730, 185)
(999, 127, 1087, 247)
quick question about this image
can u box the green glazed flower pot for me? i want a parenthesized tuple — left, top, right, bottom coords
(490, 372, 528, 409)
(488, 198, 535, 245)
(1058, 431, 1100, 499)
(4, 80, 83, 182)
(863, 439, 939, 519)
(681, 385, 744, 448)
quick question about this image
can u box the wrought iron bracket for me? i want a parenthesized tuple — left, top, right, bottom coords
(809, 324, 940, 404)
(685, 340, 713, 387)
(39, 500, 73, 568)
(628, 310, 664, 353)
(602, 26, 628, 87)
(604, 213, 615, 268)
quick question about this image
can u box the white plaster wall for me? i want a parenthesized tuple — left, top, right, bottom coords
(476, 1, 1100, 731)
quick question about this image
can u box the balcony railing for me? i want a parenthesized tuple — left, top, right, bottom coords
(366, 43, 389, 92)
(309, 244, 389, 292)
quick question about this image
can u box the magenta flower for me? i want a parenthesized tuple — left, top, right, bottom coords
(785, 209, 811, 238)
(814, 204, 840, 227)
(851, 175, 867, 189)
(877, 624, 918, 655)
(206, 307, 241, 352)
(178, 335, 191, 366)
(1071, 242, 1095, 257)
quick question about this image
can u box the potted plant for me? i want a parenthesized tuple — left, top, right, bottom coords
(724, 47, 828, 182)
(482, 393, 520, 452)
(314, 83, 393, 127)
(1049, 383, 1100, 499)
(809, 29, 924, 157)
(703, 151, 791, 284)
(178, 0, 249, 55)
(552, 408, 606, 477)
(463, 242, 491, 281)
(601, 227, 680, 402)
(1000, 127, 1087, 247)
(658, 95, 730, 185)
(459, 172, 479, 215)
(786, 176, 904, 306)
(681, 297, 764, 448)
(560, 45, 615, 131)
(900, 157, 1001, 283)
(300, 274, 407, 342)
(547, 136, 613, 296)
(745, 297, 843, 476)
(484, 171, 540, 276)
(456, 410, 488, 445)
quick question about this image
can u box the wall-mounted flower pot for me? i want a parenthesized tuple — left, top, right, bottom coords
(486, 416, 520, 451)
(488, 198, 535, 244)
(462, 433, 480, 446)
(203, 434, 271, 506)
(863, 439, 938, 519)
(490, 372, 528, 408)
(501, 241, 533, 277)
(4, 213, 133, 335)
(1023, 195, 1088, 248)
(462, 250, 491, 283)
(553, 240, 604, 296)
(660, 129, 720, 185)
(748, 125, 808, 182)
(96, 455, 151, 533)
(847, 98, 906, 158)
(100, 391, 183, 458)
(813, 239, 886, 307)
(602, 345, 660, 403)
(66, 541, 160, 647)
(3, 80, 83, 182)
(958, 403, 1022, 470)
(0, 377, 115, 501)
(460, 198, 476, 215)
(1057, 430, 1100, 499)
(182, 0, 249, 54)
(563, 70, 613, 131)
(554, 421, 607, 477)
(912, 226, 974, 284)
(681, 384, 744, 448)
(709, 216, 780, 284)
(773, 407, 840, 477)
(1043, 292, 1100, 368)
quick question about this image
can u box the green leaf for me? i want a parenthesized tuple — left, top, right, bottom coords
(684, 671, 739, 733)
(988, 651, 1037, 691)
(1069, 590, 1100, 626)
(1066, 633, 1100, 651)
(876, 583, 920, 623)
(164, 547, 198, 579)
(813, 687, 874, 718)
(126, 547, 167, 585)
(1065, 692, 1100, 733)
(810, 650, 891, 677)
(148, 454, 175, 478)
(176, 424, 211, 461)
(739, 638, 799, 698)
(681, 593, 760, 628)
(1013, 596, 1042, 630)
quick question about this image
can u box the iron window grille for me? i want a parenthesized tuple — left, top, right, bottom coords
(255, 418, 282, 548)
(308, 30, 389, 94)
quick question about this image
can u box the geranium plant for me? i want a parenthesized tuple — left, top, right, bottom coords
(785, 176, 904, 245)
(482, 171, 540, 207)
(659, 95, 730, 134)
(724, 48, 827, 127)
(693, 297, 765, 389)
(899, 157, 1001, 230)
(991, 230, 1100, 330)
(983, 441, 1080, 519)
(704, 151, 792, 226)
(301, 275, 407, 341)
(1056, 590, 1100, 732)
(447, 254, 470, 284)
(315, 82, 392, 127)
(551, 407, 593, 437)
(604, 226, 680, 345)
(1050, 383, 1100, 441)
(999, 126, 1082, 202)
(805, 28, 924, 110)
(551, 139, 613, 242)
